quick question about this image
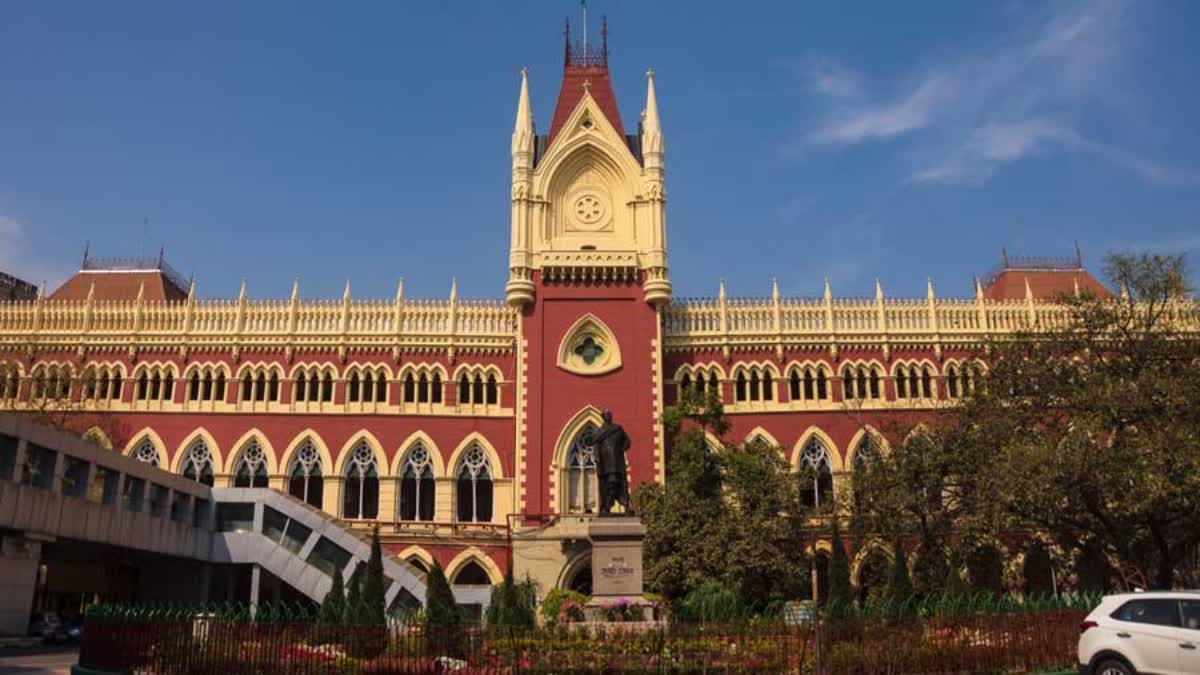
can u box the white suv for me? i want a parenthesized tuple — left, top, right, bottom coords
(1078, 591, 1200, 675)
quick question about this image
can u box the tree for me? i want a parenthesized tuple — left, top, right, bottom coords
(956, 253, 1200, 589)
(319, 565, 346, 624)
(361, 527, 387, 626)
(884, 540, 914, 603)
(425, 560, 460, 627)
(484, 568, 537, 629)
(827, 517, 852, 608)
(344, 563, 363, 623)
(1022, 543, 1055, 596)
(637, 386, 811, 609)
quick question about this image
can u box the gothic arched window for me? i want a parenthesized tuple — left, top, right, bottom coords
(234, 439, 270, 488)
(798, 437, 834, 509)
(456, 445, 493, 523)
(132, 437, 160, 467)
(181, 440, 215, 486)
(851, 435, 881, 513)
(398, 444, 435, 521)
(288, 440, 324, 509)
(564, 423, 598, 514)
(343, 441, 379, 520)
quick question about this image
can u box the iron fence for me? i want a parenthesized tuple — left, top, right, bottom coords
(77, 595, 1094, 673)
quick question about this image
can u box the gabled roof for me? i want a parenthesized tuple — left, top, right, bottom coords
(49, 253, 189, 302)
(983, 269, 1110, 301)
(548, 64, 624, 148)
(981, 250, 1111, 301)
(547, 22, 624, 149)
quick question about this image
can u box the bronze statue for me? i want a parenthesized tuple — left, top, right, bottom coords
(593, 409, 631, 516)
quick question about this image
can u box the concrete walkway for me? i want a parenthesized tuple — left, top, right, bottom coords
(0, 646, 78, 675)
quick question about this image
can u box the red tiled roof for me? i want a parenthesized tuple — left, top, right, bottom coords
(547, 65, 625, 148)
(50, 270, 188, 302)
(983, 269, 1111, 301)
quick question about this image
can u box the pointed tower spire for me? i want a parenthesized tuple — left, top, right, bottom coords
(136, 279, 145, 302)
(81, 241, 90, 268)
(187, 276, 196, 302)
(642, 69, 663, 159)
(449, 277, 458, 302)
(1073, 276, 1081, 298)
(395, 278, 405, 303)
(975, 276, 984, 300)
(86, 281, 95, 302)
(290, 277, 300, 302)
(823, 278, 832, 301)
(237, 277, 247, 302)
(1024, 277, 1034, 302)
(342, 278, 351, 301)
(512, 68, 534, 159)
(875, 278, 884, 301)
(718, 278, 727, 303)
(926, 277, 936, 300)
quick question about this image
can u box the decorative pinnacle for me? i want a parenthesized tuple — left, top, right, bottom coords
(290, 277, 299, 302)
(875, 278, 883, 301)
(772, 277, 780, 302)
(974, 276, 984, 300)
(1024, 277, 1034, 302)
(582, 79, 591, 93)
(343, 278, 351, 301)
(718, 278, 727, 301)
(187, 277, 196, 302)
(86, 281, 96, 302)
(823, 278, 832, 300)
(395, 278, 405, 302)
(238, 277, 247, 302)
(449, 277, 458, 301)
(926, 277, 936, 300)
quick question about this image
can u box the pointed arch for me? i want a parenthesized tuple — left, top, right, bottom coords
(224, 428, 279, 475)
(172, 428, 223, 474)
(552, 406, 605, 469)
(445, 548, 503, 586)
(335, 431, 388, 475)
(447, 432, 503, 479)
(845, 426, 891, 470)
(279, 430, 335, 476)
(556, 314, 623, 376)
(82, 426, 113, 450)
(851, 539, 894, 586)
(123, 428, 167, 466)
(792, 427, 842, 472)
(391, 430, 446, 477)
(396, 546, 434, 574)
(743, 426, 780, 450)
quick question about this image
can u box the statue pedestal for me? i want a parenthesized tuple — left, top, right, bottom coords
(585, 517, 655, 622)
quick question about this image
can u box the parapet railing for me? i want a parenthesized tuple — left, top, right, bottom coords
(662, 289, 1200, 356)
(0, 292, 518, 357)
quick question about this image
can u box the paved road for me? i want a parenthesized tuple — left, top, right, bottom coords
(0, 646, 78, 674)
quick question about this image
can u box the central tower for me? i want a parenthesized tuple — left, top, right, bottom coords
(506, 20, 670, 307)
(508, 21, 668, 526)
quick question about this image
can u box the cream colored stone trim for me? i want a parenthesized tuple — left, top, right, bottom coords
(792, 427, 843, 472)
(172, 427, 224, 475)
(556, 314, 622, 376)
(548, 406, 603, 515)
(743, 426, 780, 450)
(82, 426, 113, 450)
(224, 428, 280, 476)
(396, 545, 434, 570)
(279, 430, 336, 476)
(391, 430, 446, 477)
(446, 432, 504, 480)
(651, 311, 665, 484)
(445, 547, 503, 585)
(335, 431, 388, 475)
(123, 427, 168, 466)
(514, 327, 527, 514)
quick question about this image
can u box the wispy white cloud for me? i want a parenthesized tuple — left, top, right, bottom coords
(804, 57, 863, 100)
(797, 1, 1199, 188)
(0, 214, 64, 290)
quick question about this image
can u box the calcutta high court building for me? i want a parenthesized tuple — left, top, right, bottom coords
(0, 24, 1110, 604)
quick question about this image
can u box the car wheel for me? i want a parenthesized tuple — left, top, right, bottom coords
(1095, 658, 1134, 675)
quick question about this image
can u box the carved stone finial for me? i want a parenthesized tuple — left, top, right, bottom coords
(582, 78, 592, 93)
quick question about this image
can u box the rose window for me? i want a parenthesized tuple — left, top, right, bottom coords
(573, 195, 605, 225)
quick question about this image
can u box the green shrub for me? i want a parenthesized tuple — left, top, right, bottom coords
(485, 570, 537, 629)
(318, 565, 346, 625)
(675, 581, 748, 624)
(424, 560, 460, 628)
(540, 588, 588, 625)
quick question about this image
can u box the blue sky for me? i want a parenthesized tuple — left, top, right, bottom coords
(2, 1, 1198, 300)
